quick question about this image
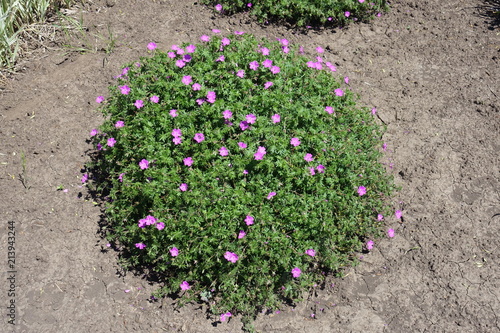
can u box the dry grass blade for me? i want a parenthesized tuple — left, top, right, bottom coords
(0, 0, 78, 69)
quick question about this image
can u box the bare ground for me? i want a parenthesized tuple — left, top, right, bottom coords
(1, 0, 499, 332)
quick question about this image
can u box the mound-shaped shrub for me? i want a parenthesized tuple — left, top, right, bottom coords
(204, 0, 388, 27)
(86, 32, 395, 326)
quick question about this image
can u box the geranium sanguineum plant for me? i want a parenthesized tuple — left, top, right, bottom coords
(203, 0, 388, 27)
(86, 32, 396, 328)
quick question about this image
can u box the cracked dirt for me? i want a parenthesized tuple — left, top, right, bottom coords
(0, 0, 499, 332)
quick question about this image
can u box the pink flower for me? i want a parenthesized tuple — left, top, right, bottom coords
(359, 0, 365, 3)
(271, 114, 280, 123)
(325, 106, 334, 114)
(245, 215, 254, 225)
(224, 251, 239, 263)
(96, 96, 105, 103)
(81, 173, 88, 183)
(264, 81, 273, 89)
(182, 75, 192, 85)
(249, 61, 259, 70)
(141, 215, 157, 226)
(183, 157, 193, 166)
(175, 59, 185, 68)
(267, 191, 276, 200)
(282, 46, 290, 54)
(118, 173, 125, 182)
(366, 240, 374, 250)
(387, 229, 395, 238)
(254, 152, 264, 160)
(147, 42, 157, 50)
(377, 214, 384, 221)
(290, 138, 301, 147)
(304, 153, 314, 162)
(200, 35, 210, 42)
(216, 55, 225, 62)
(119, 85, 130, 95)
(254, 146, 266, 160)
(246, 114, 256, 124)
(172, 128, 182, 137)
(243, 170, 248, 174)
(90, 129, 98, 136)
(179, 183, 188, 192)
(326, 62, 337, 72)
(345, 11, 351, 17)
(212, 29, 220, 33)
(215, 4, 222, 11)
(180, 281, 190, 291)
(238, 142, 247, 148)
(278, 38, 289, 46)
(222, 110, 233, 119)
(357, 186, 367, 196)
(194, 133, 205, 143)
(395, 210, 403, 219)
(221, 37, 230, 46)
(344, 76, 349, 84)
(270, 66, 281, 74)
(167, 52, 176, 58)
(316, 46, 324, 53)
(305, 249, 316, 257)
(186, 44, 196, 53)
(240, 121, 250, 131)
(371, 108, 377, 115)
(115, 121, 125, 128)
(156, 221, 165, 230)
(192, 83, 201, 91)
(247, 3, 252, 7)
(236, 70, 245, 78)
(134, 100, 144, 109)
(150, 95, 159, 103)
(169, 109, 178, 117)
(207, 91, 216, 103)
(309, 167, 316, 175)
(234, 31, 245, 35)
(291, 267, 301, 278)
(260, 47, 270, 55)
(107, 138, 116, 147)
(316, 164, 325, 173)
(219, 146, 229, 156)
(135, 243, 146, 249)
(139, 159, 149, 170)
(335, 88, 344, 97)
(220, 312, 232, 322)
(170, 247, 179, 256)
(262, 59, 273, 68)
(238, 231, 246, 239)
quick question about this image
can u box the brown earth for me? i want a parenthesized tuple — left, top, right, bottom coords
(1, 0, 499, 332)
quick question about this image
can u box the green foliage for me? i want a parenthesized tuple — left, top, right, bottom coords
(203, 0, 388, 27)
(87, 33, 396, 323)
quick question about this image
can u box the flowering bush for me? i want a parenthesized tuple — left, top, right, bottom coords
(204, 0, 388, 27)
(86, 32, 395, 327)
